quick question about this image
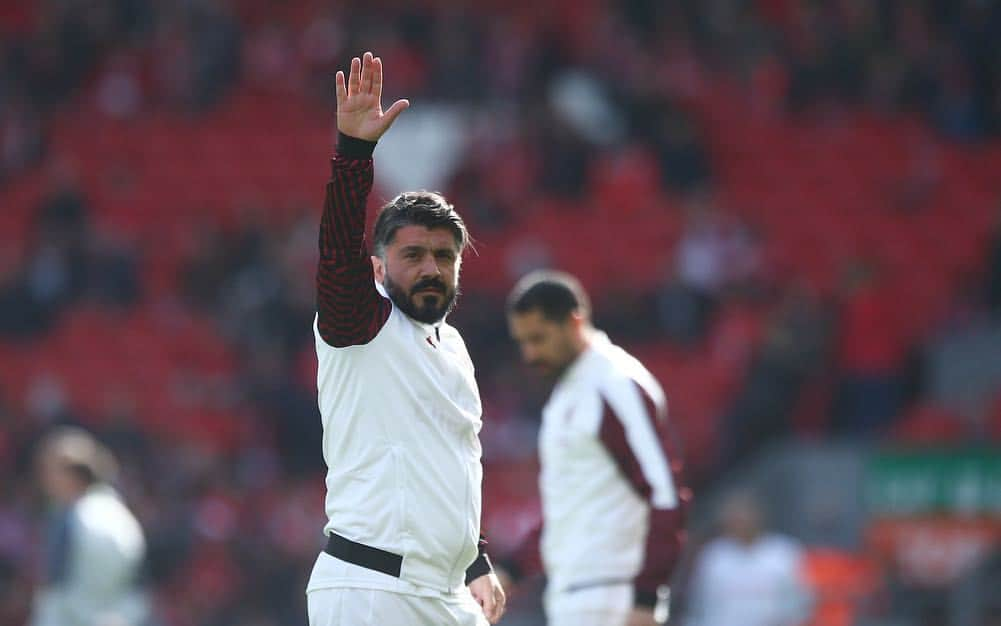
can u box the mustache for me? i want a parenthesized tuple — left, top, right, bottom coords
(411, 278, 447, 295)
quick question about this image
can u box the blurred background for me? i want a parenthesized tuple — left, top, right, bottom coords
(1, 0, 1000, 625)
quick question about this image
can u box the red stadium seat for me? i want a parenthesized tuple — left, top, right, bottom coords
(891, 403, 970, 444)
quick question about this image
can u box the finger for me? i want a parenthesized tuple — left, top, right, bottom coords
(493, 589, 506, 621)
(480, 590, 496, 622)
(372, 56, 383, 102)
(348, 56, 360, 96)
(335, 71, 346, 107)
(360, 51, 374, 94)
(488, 600, 503, 624)
(380, 98, 410, 129)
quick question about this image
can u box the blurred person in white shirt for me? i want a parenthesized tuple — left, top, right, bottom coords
(685, 490, 812, 626)
(504, 271, 691, 626)
(31, 427, 150, 626)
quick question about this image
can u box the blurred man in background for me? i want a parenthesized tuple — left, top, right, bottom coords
(684, 490, 812, 626)
(306, 52, 504, 626)
(31, 427, 150, 626)
(504, 270, 690, 626)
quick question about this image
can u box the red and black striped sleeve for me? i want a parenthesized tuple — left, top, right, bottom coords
(316, 133, 392, 347)
(598, 382, 692, 608)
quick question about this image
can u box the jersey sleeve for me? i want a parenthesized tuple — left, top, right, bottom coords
(316, 133, 392, 347)
(598, 381, 691, 607)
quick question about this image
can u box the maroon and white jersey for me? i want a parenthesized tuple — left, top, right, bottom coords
(538, 332, 689, 606)
(307, 136, 487, 596)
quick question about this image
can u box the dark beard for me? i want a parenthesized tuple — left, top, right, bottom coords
(384, 274, 458, 325)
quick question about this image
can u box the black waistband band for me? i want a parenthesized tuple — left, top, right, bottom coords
(324, 532, 403, 578)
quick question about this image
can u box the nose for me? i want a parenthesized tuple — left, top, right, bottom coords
(420, 254, 441, 277)
(521, 344, 538, 364)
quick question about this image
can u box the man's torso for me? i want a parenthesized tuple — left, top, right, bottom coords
(538, 335, 674, 592)
(312, 303, 484, 593)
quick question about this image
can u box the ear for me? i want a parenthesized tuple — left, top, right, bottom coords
(371, 255, 385, 283)
(569, 310, 587, 336)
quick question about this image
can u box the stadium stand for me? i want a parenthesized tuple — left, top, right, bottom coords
(1, 1, 999, 624)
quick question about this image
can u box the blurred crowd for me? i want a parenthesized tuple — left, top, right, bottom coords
(1, 1, 1001, 625)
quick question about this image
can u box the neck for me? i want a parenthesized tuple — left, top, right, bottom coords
(570, 326, 594, 361)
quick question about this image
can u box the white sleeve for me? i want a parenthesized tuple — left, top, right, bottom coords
(600, 378, 677, 509)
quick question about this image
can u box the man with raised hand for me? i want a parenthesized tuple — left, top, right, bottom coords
(306, 51, 505, 626)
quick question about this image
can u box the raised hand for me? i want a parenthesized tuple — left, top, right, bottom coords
(336, 51, 409, 142)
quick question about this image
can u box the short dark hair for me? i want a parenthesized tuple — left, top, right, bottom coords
(372, 191, 470, 259)
(507, 270, 591, 322)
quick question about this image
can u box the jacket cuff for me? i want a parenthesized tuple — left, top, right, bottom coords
(336, 132, 376, 159)
(465, 553, 493, 585)
(634, 586, 658, 609)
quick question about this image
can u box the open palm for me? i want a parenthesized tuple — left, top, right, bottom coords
(336, 51, 409, 142)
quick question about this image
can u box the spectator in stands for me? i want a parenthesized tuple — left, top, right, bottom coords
(174, 0, 242, 111)
(660, 198, 727, 344)
(537, 108, 592, 199)
(719, 285, 831, 470)
(684, 490, 812, 626)
(0, 165, 91, 337)
(649, 106, 712, 194)
(834, 261, 909, 433)
(0, 98, 45, 183)
(660, 197, 760, 344)
(85, 232, 141, 308)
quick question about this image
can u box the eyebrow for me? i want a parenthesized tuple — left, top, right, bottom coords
(400, 244, 457, 256)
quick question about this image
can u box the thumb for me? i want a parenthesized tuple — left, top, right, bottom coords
(381, 99, 410, 129)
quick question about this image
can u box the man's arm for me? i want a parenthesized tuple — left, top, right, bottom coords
(316, 52, 409, 347)
(467, 534, 507, 624)
(316, 135, 390, 347)
(464, 534, 494, 584)
(599, 381, 691, 611)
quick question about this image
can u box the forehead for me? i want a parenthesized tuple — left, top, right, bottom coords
(388, 225, 458, 251)
(508, 309, 559, 334)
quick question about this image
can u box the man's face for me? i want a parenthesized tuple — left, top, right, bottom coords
(375, 225, 460, 325)
(721, 498, 763, 544)
(37, 455, 81, 506)
(508, 309, 580, 379)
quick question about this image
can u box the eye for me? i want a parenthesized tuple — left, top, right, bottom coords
(436, 250, 456, 262)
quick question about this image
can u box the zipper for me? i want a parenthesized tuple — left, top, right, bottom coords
(446, 454, 475, 586)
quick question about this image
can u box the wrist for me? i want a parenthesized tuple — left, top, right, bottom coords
(465, 552, 493, 585)
(336, 132, 377, 159)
